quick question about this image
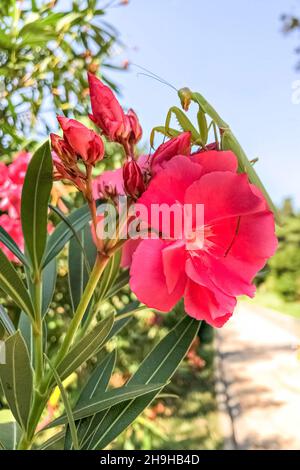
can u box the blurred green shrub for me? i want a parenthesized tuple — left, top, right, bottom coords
(0, 0, 123, 157)
(264, 199, 300, 301)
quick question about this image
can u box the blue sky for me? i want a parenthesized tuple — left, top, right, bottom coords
(98, 0, 300, 209)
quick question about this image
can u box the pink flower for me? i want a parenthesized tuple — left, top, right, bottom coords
(0, 152, 30, 219)
(0, 215, 24, 263)
(57, 116, 105, 165)
(127, 150, 277, 327)
(8, 151, 31, 184)
(88, 73, 142, 145)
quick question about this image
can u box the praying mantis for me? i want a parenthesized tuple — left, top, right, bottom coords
(150, 86, 281, 225)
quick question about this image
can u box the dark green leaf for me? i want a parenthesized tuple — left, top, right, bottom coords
(43, 205, 91, 268)
(46, 355, 79, 450)
(0, 305, 16, 336)
(0, 249, 34, 319)
(68, 225, 96, 311)
(86, 315, 200, 449)
(65, 350, 116, 449)
(0, 331, 33, 431)
(48, 383, 164, 428)
(56, 315, 114, 381)
(21, 141, 53, 273)
(42, 257, 57, 316)
(0, 226, 29, 267)
(0, 411, 22, 450)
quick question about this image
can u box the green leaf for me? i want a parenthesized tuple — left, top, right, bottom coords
(21, 141, 53, 274)
(40, 430, 65, 450)
(43, 205, 91, 268)
(97, 250, 121, 302)
(65, 350, 116, 449)
(56, 315, 114, 381)
(48, 383, 164, 429)
(86, 315, 200, 449)
(45, 356, 79, 450)
(0, 331, 33, 431)
(103, 269, 129, 301)
(0, 249, 34, 319)
(42, 257, 57, 316)
(0, 305, 16, 336)
(0, 226, 29, 267)
(0, 411, 22, 450)
(68, 225, 96, 311)
(18, 312, 34, 364)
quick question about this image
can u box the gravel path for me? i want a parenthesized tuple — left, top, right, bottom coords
(216, 302, 300, 450)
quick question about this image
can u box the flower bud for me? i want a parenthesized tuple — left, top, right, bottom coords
(57, 116, 104, 165)
(151, 131, 191, 176)
(127, 109, 143, 144)
(123, 159, 145, 199)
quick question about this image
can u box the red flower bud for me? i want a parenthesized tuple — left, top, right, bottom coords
(50, 132, 76, 166)
(151, 132, 191, 176)
(88, 73, 142, 147)
(127, 109, 142, 144)
(57, 116, 104, 165)
(88, 72, 128, 141)
(123, 159, 145, 199)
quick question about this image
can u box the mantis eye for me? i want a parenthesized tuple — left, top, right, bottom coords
(178, 87, 193, 111)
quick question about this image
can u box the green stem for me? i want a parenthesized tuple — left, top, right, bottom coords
(40, 253, 109, 395)
(33, 279, 43, 384)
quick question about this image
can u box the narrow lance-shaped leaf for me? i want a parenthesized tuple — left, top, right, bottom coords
(45, 355, 79, 450)
(42, 257, 57, 316)
(68, 225, 96, 312)
(0, 305, 16, 336)
(21, 140, 53, 273)
(0, 249, 34, 319)
(86, 315, 200, 450)
(56, 314, 114, 382)
(65, 350, 116, 449)
(0, 411, 22, 450)
(0, 331, 33, 431)
(43, 204, 91, 268)
(47, 383, 165, 428)
(0, 226, 29, 267)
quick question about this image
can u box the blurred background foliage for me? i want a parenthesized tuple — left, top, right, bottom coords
(0, 0, 125, 158)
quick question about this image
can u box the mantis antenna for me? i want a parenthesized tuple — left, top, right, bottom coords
(131, 63, 178, 92)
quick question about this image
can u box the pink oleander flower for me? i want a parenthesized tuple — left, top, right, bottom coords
(88, 73, 142, 145)
(125, 150, 277, 327)
(56, 116, 105, 165)
(0, 152, 30, 219)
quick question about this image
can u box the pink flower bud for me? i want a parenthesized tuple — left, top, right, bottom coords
(50, 133, 76, 166)
(126, 109, 142, 144)
(88, 72, 128, 141)
(123, 159, 145, 199)
(151, 132, 191, 176)
(57, 116, 105, 165)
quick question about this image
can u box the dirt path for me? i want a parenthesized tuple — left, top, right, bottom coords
(216, 302, 300, 450)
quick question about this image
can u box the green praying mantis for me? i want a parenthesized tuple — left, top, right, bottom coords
(150, 85, 281, 225)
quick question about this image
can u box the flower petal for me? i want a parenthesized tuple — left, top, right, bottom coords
(130, 239, 185, 311)
(190, 150, 238, 174)
(184, 279, 234, 327)
(185, 171, 265, 224)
